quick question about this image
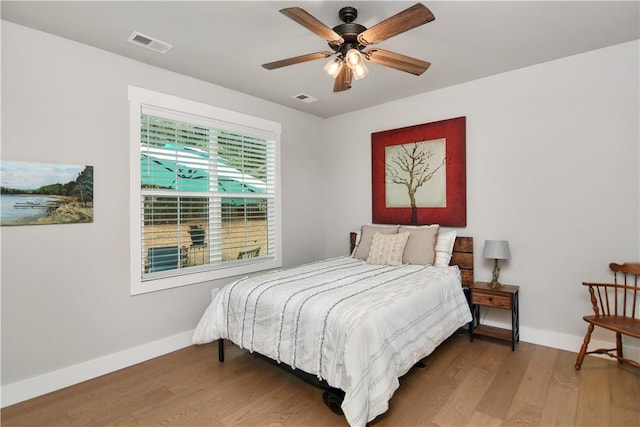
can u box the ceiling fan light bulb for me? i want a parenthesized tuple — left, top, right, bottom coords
(345, 48, 363, 68)
(352, 62, 369, 80)
(323, 58, 343, 78)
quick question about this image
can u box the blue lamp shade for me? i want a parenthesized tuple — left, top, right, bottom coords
(483, 240, 511, 260)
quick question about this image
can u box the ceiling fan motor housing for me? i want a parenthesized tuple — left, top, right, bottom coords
(330, 7, 366, 54)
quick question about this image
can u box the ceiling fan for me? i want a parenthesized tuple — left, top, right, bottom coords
(262, 3, 435, 92)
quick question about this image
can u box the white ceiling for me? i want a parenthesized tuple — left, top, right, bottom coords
(2, 1, 639, 118)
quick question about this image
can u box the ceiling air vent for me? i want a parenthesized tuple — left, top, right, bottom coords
(127, 31, 173, 54)
(292, 93, 318, 104)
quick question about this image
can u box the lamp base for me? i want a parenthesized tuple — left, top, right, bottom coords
(488, 280, 504, 289)
(490, 259, 503, 288)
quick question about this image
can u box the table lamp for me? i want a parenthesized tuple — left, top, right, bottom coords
(483, 240, 511, 288)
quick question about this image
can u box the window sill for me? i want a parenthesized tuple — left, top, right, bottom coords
(130, 256, 282, 295)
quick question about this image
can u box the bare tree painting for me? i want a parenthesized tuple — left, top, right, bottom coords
(385, 138, 446, 224)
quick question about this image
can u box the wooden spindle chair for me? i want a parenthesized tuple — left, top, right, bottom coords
(575, 262, 640, 370)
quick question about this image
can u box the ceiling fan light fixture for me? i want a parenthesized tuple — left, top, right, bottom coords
(323, 57, 343, 78)
(345, 48, 364, 68)
(352, 62, 369, 80)
(344, 48, 368, 80)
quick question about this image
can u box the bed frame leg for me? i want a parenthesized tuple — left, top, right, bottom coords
(322, 388, 345, 415)
(218, 339, 224, 363)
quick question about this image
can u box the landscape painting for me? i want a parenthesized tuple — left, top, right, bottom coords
(1, 160, 93, 226)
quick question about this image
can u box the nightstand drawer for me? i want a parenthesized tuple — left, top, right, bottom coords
(472, 292, 512, 309)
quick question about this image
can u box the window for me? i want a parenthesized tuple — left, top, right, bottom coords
(128, 87, 281, 294)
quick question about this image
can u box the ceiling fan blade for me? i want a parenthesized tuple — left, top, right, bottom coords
(280, 7, 344, 45)
(364, 49, 430, 75)
(262, 51, 332, 70)
(333, 65, 352, 92)
(357, 3, 435, 46)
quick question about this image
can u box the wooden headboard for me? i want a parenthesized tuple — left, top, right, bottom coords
(349, 232, 474, 287)
(451, 236, 474, 287)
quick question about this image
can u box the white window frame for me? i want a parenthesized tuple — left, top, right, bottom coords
(128, 86, 282, 295)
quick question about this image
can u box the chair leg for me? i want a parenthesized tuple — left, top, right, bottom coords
(616, 332, 623, 364)
(575, 323, 594, 370)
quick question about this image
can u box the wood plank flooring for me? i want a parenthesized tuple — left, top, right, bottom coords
(2, 333, 639, 426)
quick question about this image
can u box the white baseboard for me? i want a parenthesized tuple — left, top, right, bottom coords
(521, 325, 609, 354)
(1, 329, 195, 408)
(484, 319, 640, 363)
(2, 324, 638, 408)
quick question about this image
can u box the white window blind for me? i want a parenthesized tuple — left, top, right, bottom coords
(129, 87, 281, 294)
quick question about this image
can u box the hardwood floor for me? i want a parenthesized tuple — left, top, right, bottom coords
(2, 334, 639, 426)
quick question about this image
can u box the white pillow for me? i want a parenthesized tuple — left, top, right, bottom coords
(398, 225, 439, 265)
(435, 230, 457, 266)
(352, 224, 399, 260)
(367, 232, 410, 266)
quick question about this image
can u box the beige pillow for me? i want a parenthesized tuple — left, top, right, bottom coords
(399, 225, 439, 265)
(366, 232, 410, 266)
(352, 224, 399, 260)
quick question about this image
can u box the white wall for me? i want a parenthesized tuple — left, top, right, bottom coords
(1, 21, 328, 405)
(323, 40, 640, 353)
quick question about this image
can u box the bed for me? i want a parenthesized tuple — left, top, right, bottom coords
(193, 225, 474, 427)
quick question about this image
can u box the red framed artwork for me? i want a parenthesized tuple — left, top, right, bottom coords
(371, 116, 466, 226)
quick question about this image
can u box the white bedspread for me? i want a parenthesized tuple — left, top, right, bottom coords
(193, 257, 472, 427)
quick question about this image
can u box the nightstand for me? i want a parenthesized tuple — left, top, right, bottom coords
(470, 281, 520, 351)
